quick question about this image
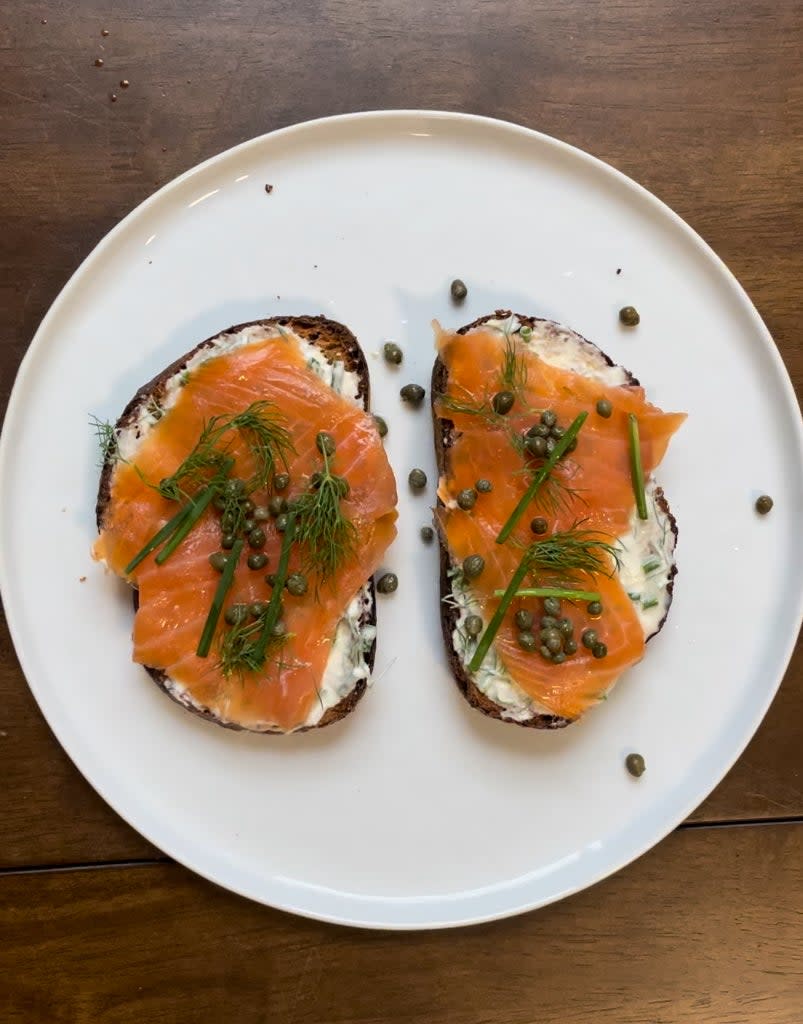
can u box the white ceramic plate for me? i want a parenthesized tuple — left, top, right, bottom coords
(2, 111, 801, 929)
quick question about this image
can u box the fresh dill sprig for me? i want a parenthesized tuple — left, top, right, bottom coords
(292, 449, 357, 583)
(468, 525, 618, 672)
(501, 332, 528, 392)
(219, 613, 290, 678)
(89, 415, 119, 467)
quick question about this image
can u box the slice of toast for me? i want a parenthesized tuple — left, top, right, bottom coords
(96, 316, 380, 733)
(432, 311, 679, 729)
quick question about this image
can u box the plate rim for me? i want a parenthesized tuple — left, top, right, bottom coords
(1, 108, 801, 929)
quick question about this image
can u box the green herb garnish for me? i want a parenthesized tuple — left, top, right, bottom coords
(499, 587, 602, 602)
(197, 537, 244, 658)
(292, 449, 356, 583)
(628, 413, 648, 520)
(90, 415, 118, 467)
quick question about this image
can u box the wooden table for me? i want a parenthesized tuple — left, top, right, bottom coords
(1, 2, 801, 1020)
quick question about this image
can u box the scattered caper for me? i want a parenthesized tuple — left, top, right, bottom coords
(530, 517, 548, 535)
(265, 573, 277, 586)
(221, 533, 236, 550)
(540, 409, 557, 428)
(213, 495, 226, 512)
(581, 628, 598, 649)
(545, 634, 563, 654)
(316, 431, 336, 456)
(247, 552, 268, 571)
(527, 423, 550, 438)
(383, 342, 403, 365)
(525, 435, 547, 458)
(272, 620, 287, 638)
(625, 752, 646, 777)
(514, 609, 534, 631)
(545, 437, 557, 456)
(275, 513, 289, 532)
(374, 415, 388, 438)
(476, 478, 493, 493)
(252, 505, 271, 522)
(592, 642, 608, 659)
(268, 496, 285, 518)
(221, 513, 236, 533)
(462, 554, 485, 580)
(450, 278, 468, 301)
(420, 525, 435, 543)
(564, 437, 578, 454)
(543, 596, 562, 617)
(540, 617, 558, 631)
(492, 391, 515, 415)
(539, 644, 553, 661)
(274, 472, 290, 492)
(464, 614, 483, 638)
(457, 487, 477, 510)
(619, 305, 640, 326)
(223, 478, 246, 498)
(596, 398, 613, 418)
(248, 527, 266, 549)
(208, 551, 228, 573)
(224, 603, 249, 626)
(400, 383, 425, 407)
(249, 601, 268, 619)
(755, 494, 774, 515)
(309, 471, 323, 490)
(518, 631, 537, 652)
(286, 572, 308, 597)
(587, 600, 603, 616)
(408, 468, 427, 490)
(564, 638, 578, 655)
(557, 617, 574, 637)
(376, 572, 398, 594)
(552, 652, 566, 665)
(550, 425, 564, 441)
(243, 499, 255, 515)
(244, 517, 256, 532)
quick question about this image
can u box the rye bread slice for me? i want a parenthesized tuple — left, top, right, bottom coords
(432, 311, 679, 730)
(97, 316, 376, 734)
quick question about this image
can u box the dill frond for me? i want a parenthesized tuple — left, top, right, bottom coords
(89, 415, 119, 467)
(292, 450, 357, 583)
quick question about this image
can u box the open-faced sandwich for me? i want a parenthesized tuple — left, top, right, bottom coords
(94, 316, 398, 734)
(432, 311, 686, 728)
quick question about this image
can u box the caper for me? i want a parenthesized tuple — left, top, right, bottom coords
(252, 505, 271, 522)
(221, 533, 236, 550)
(274, 472, 290, 492)
(539, 644, 553, 660)
(400, 383, 426, 406)
(208, 551, 228, 573)
(221, 513, 236, 533)
(596, 398, 613, 418)
(268, 496, 285, 518)
(408, 468, 427, 490)
(275, 513, 289, 532)
(581, 628, 598, 649)
(592, 642, 608, 659)
(755, 494, 774, 515)
(265, 573, 277, 586)
(247, 552, 268, 570)
(518, 631, 537, 652)
(374, 415, 388, 438)
(545, 634, 563, 655)
(309, 471, 323, 490)
(545, 437, 557, 456)
(243, 499, 255, 515)
(286, 572, 308, 597)
(457, 488, 477, 511)
(272, 620, 287, 638)
(557, 618, 574, 637)
(564, 638, 578, 655)
(492, 390, 515, 415)
(540, 616, 558, 631)
(223, 478, 246, 498)
(540, 409, 557, 428)
(465, 614, 483, 638)
(420, 526, 435, 543)
(376, 572, 398, 594)
(316, 431, 336, 456)
(248, 527, 266, 549)
(249, 601, 268, 619)
(625, 753, 646, 778)
(476, 478, 493, 493)
(530, 516, 548, 535)
(244, 517, 256, 532)
(525, 435, 547, 458)
(450, 278, 468, 301)
(383, 342, 403, 365)
(224, 603, 248, 626)
(514, 609, 534, 631)
(462, 554, 485, 580)
(527, 423, 550, 438)
(619, 305, 640, 326)
(552, 652, 566, 665)
(213, 495, 226, 511)
(587, 600, 602, 616)
(543, 596, 562, 617)
(550, 425, 564, 440)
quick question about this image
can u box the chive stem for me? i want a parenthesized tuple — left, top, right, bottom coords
(496, 411, 587, 544)
(497, 587, 602, 602)
(124, 502, 193, 575)
(252, 513, 296, 662)
(197, 537, 244, 657)
(628, 413, 648, 520)
(154, 486, 215, 565)
(468, 553, 531, 673)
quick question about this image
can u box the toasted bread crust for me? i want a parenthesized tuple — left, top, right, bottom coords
(98, 316, 375, 733)
(432, 311, 678, 729)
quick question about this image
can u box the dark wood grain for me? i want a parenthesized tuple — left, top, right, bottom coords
(1, 823, 801, 1024)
